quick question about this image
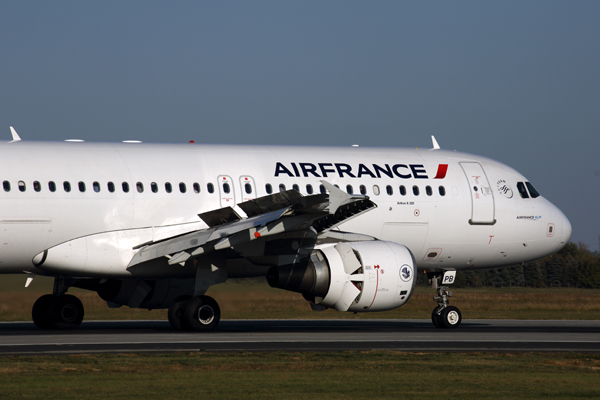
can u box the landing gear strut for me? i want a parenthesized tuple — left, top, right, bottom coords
(31, 277, 84, 330)
(429, 272, 462, 329)
(167, 295, 221, 332)
(167, 256, 226, 332)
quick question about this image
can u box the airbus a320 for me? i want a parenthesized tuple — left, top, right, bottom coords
(0, 129, 571, 331)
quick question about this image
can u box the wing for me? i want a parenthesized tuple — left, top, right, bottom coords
(127, 181, 376, 269)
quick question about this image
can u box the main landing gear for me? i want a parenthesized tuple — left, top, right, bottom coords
(31, 278, 84, 330)
(429, 272, 462, 329)
(168, 295, 221, 332)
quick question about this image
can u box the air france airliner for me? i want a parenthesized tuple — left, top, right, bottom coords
(0, 129, 571, 330)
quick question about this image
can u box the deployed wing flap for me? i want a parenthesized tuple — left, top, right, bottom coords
(238, 189, 326, 217)
(320, 180, 368, 214)
(131, 230, 213, 267)
(199, 207, 241, 227)
(128, 207, 291, 268)
(128, 182, 377, 269)
(312, 197, 376, 232)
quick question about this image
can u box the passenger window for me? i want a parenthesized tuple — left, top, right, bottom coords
(93, 181, 101, 193)
(319, 184, 326, 194)
(399, 185, 406, 196)
(373, 185, 380, 195)
(346, 185, 354, 194)
(48, 181, 56, 192)
(526, 182, 540, 198)
(517, 182, 529, 198)
(64, 181, 71, 192)
(222, 183, 229, 194)
(179, 182, 187, 193)
(193, 182, 200, 194)
(136, 182, 144, 193)
(360, 185, 366, 195)
(426, 186, 432, 196)
(306, 184, 313, 195)
(122, 182, 129, 193)
(78, 181, 86, 192)
(165, 182, 172, 193)
(386, 185, 393, 195)
(265, 183, 273, 194)
(18, 181, 26, 192)
(413, 185, 420, 196)
(207, 183, 214, 193)
(292, 184, 299, 192)
(107, 182, 115, 193)
(3, 181, 10, 192)
(279, 184, 286, 192)
(33, 181, 41, 192)
(439, 186, 446, 196)
(245, 183, 252, 194)
(151, 182, 158, 193)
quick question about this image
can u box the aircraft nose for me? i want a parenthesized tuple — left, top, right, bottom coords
(561, 210, 572, 245)
(551, 203, 572, 251)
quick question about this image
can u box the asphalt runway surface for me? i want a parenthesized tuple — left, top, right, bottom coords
(1, 319, 599, 355)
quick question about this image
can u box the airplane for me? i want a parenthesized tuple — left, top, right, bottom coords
(0, 128, 571, 331)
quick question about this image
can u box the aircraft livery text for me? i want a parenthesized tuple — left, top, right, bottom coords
(274, 162, 448, 179)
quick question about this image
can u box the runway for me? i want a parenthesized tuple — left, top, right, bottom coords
(1, 319, 599, 355)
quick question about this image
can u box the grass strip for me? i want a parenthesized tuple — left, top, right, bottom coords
(0, 351, 599, 399)
(1, 275, 600, 321)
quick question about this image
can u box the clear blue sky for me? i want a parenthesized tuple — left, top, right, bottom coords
(1, 1, 599, 249)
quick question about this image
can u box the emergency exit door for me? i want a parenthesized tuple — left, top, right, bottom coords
(460, 162, 495, 225)
(217, 175, 235, 208)
(239, 176, 256, 202)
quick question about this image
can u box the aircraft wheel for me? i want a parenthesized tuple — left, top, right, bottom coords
(168, 297, 192, 331)
(440, 306, 462, 329)
(49, 294, 84, 330)
(32, 294, 56, 329)
(184, 295, 221, 332)
(431, 307, 443, 329)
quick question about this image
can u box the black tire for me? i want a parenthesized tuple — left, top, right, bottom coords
(32, 294, 56, 329)
(49, 294, 84, 330)
(184, 295, 221, 332)
(440, 306, 462, 329)
(431, 307, 443, 329)
(168, 299, 192, 331)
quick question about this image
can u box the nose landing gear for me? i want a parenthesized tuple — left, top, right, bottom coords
(430, 272, 462, 329)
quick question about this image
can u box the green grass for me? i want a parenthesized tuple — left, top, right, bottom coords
(1, 274, 600, 321)
(2, 275, 599, 399)
(0, 352, 599, 399)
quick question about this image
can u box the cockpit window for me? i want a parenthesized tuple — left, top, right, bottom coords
(525, 182, 540, 198)
(516, 182, 529, 199)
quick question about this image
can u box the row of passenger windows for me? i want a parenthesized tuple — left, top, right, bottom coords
(265, 183, 446, 197)
(4, 180, 213, 194)
(2, 179, 447, 198)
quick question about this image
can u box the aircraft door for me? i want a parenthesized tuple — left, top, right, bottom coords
(460, 162, 495, 225)
(217, 175, 236, 208)
(239, 176, 256, 202)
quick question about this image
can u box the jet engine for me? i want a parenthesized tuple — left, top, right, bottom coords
(267, 241, 417, 312)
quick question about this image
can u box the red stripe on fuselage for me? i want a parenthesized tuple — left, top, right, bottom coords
(434, 164, 448, 179)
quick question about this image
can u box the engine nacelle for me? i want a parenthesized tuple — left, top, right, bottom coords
(267, 241, 417, 312)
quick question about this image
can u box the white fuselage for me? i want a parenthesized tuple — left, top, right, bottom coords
(0, 141, 571, 278)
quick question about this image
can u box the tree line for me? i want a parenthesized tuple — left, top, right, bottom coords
(416, 242, 600, 289)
